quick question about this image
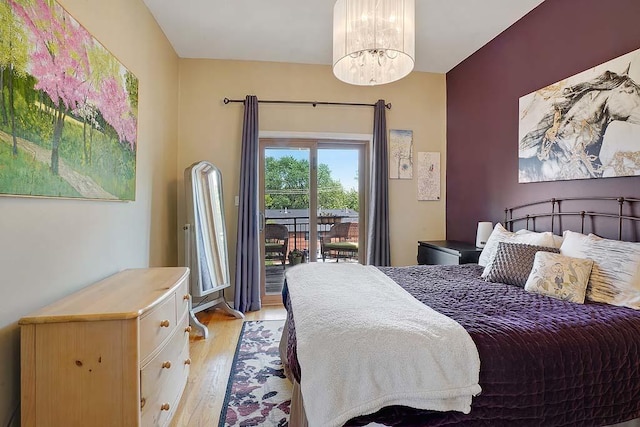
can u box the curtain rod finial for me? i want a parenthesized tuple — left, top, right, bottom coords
(385, 103, 392, 109)
(223, 97, 230, 104)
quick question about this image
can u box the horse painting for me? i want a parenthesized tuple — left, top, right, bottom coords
(519, 56, 640, 183)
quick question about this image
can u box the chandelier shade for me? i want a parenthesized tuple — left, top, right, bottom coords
(333, 0, 415, 86)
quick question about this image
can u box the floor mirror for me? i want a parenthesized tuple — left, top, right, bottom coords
(184, 161, 243, 338)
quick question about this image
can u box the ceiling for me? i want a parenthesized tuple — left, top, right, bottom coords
(142, 0, 545, 74)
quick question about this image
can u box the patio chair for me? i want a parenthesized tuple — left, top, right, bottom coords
(321, 222, 358, 262)
(264, 223, 289, 268)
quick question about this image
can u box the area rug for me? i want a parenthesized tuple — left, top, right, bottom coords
(219, 320, 292, 426)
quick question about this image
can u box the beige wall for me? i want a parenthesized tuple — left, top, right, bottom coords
(0, 1, 179, 425)
(177, 59, 447, 302)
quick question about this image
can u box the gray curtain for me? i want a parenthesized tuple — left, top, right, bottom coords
(234, 95, 261, 312)
(366, 100, 391, 266)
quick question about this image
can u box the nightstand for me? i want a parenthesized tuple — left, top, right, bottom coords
(417, 240, 482, 265)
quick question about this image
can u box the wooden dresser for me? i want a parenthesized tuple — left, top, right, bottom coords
(20, 267, 191, 427)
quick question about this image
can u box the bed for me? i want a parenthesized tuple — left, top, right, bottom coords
(280, 197, 640, 427)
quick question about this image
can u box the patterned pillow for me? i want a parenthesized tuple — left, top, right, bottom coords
(484, 242, 560, 287)
(478, 223, 556, 269)
(560, 231, 640, 309)
(524, 252, 594, 303)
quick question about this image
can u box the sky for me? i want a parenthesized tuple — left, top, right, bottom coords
(266, 148, 360, 191)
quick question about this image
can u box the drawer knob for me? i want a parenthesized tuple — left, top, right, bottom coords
(184, 358, 192, 365)
(162, 361, 172, 369)
(183, 294, 190, 301)
(185, 325, 192, 333)
(160, 320, 170, 328)
(160, 403, 170, 411)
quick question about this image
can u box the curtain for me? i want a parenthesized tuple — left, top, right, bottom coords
(234, 95, 261, 312)
(366, 100, 391, 266)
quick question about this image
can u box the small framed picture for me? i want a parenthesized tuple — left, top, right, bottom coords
(389, 129, 413, 179)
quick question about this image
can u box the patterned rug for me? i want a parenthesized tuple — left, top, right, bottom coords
(219, 320, 292, 426)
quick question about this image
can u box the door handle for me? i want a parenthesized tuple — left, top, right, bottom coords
(259, 211, 265, 232)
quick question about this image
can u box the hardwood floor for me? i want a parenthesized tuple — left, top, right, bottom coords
(170, 305, 287, 426)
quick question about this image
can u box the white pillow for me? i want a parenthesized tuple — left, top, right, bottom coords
(479, 223, 556, 273)
(561, 229, 586, 239)
(516, 229, 564, 248)
(560, 231, 640, 309)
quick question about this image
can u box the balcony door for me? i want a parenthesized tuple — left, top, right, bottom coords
(259, 138, 366, 304)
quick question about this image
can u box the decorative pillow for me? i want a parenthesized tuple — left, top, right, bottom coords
(478, 223, 556, 271)
(516, 229, 564, 248)
(560, 231, 640, 309)
(484, 242, 560, 287)
(524, 252, 593, 303)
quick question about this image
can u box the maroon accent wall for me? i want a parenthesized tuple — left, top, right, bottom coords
(446, 0, 640, 242)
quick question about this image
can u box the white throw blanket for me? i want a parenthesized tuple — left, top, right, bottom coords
(286, 263, 481, 427)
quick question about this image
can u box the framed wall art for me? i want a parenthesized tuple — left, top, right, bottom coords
(0, 0, 138, 200)
(389, 129, 413, 179)
(519, 47, 640, 183)
(417, 151, 440, 201)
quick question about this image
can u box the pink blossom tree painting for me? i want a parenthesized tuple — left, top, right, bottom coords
(0, 0, 138, 200)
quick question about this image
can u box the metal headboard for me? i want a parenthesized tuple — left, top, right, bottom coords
(504, 197, 640, 241)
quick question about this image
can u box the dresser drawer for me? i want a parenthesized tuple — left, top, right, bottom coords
(175, 277, 190, 323)
(141, 314, 190, 427)
(141, 363, 189, 427)
(140, 315, 188, 397)
(140, 293, 177, 362)
(177, 338, 191, 383)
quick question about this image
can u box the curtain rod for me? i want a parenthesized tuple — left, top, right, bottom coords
(223, 97, 392, 109)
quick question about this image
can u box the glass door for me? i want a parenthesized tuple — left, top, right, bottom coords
(259, 138, 366, 304)
(317, 145, 365, 264)
(260, 141, 315, 304)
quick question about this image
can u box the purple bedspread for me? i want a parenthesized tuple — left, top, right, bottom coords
(284, 264, 640, 426)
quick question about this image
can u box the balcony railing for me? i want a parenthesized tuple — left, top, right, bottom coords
(265, 208, 358, 254)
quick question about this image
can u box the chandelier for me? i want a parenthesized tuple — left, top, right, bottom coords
(333, 0, 415, 86)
